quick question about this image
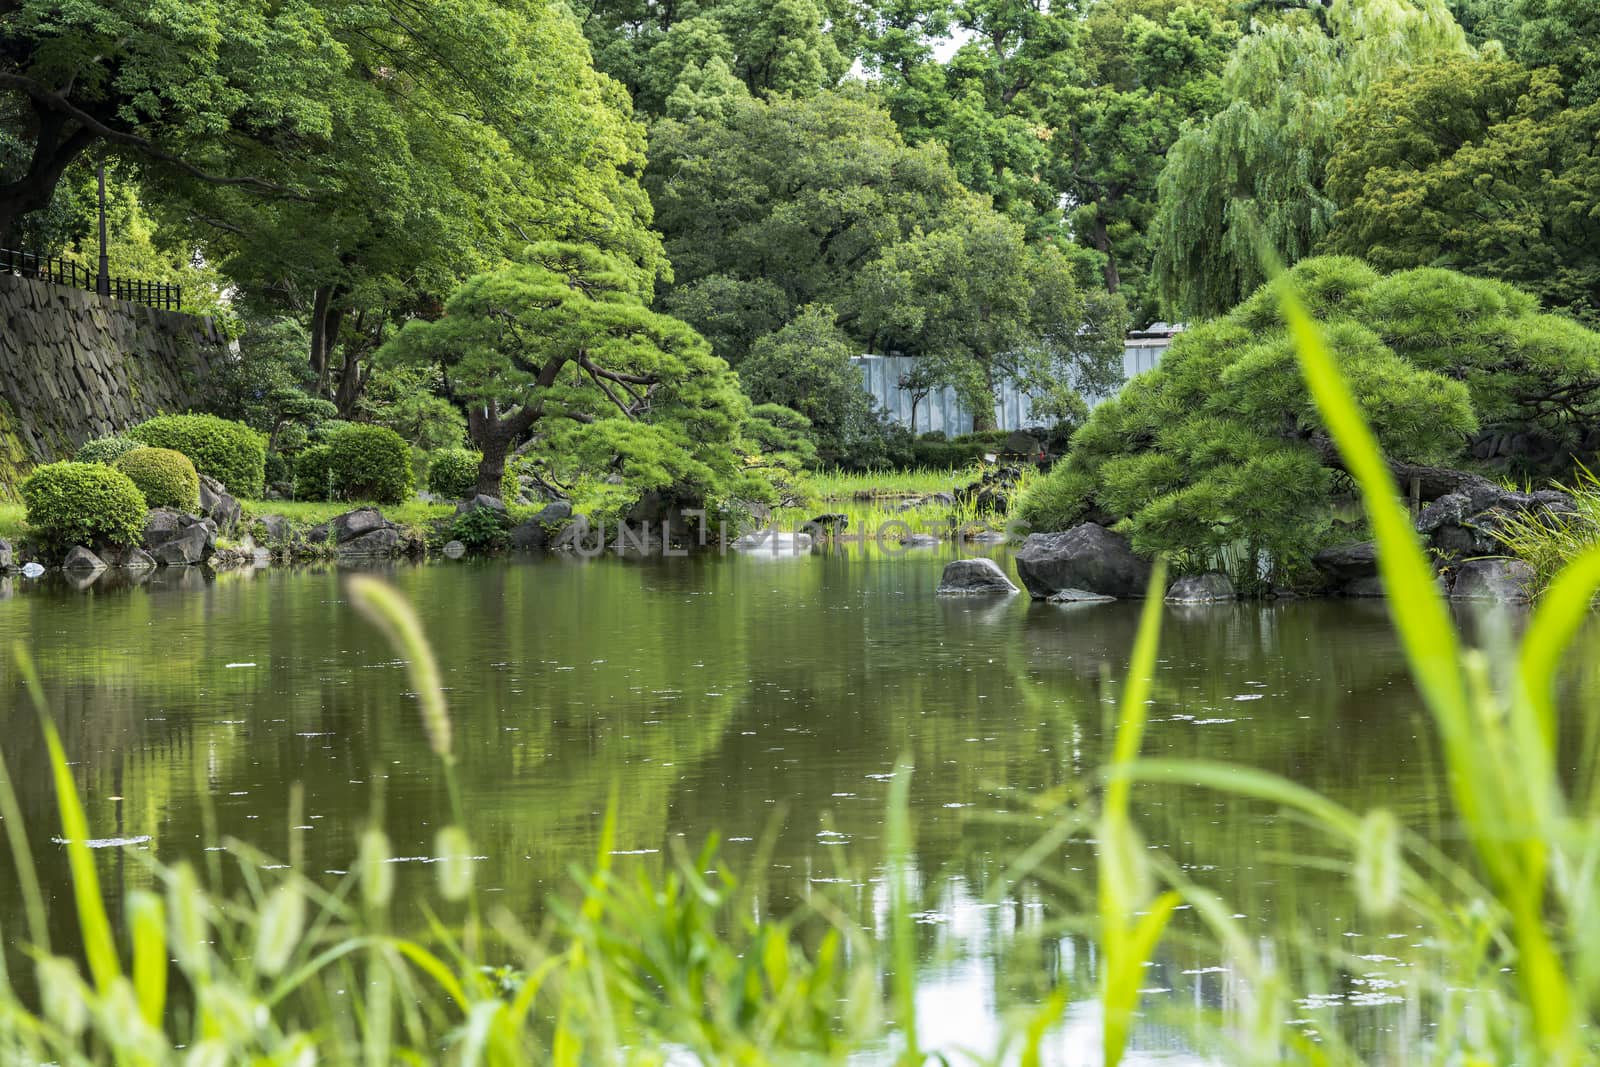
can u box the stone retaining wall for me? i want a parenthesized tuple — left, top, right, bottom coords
(0, 273, 228, 496)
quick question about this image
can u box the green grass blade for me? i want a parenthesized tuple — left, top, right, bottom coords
(13, 647, 122, 994)
(1518, 545, 1600, 754)
(127, 889, 167, 1027)
(886, 759, 919, 1065)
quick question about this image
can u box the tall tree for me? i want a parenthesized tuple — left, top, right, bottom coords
(1326, 57, 1600, 326)
(1150, 0, 1469, 320)
(0, 0, 343, 244)
(379, 243, 754, 507)
(167, 0, 664, 415)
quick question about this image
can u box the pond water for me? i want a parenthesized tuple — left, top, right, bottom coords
(0, 549, 1581, 1062)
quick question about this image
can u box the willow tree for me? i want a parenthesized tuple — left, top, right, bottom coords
(1150, 0, 1469, 319)
(378, 243, 755, 513)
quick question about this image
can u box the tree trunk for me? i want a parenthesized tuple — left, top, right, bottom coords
(468, 404, 539, 498)
(0, 104, 96, 248)
(308, 285, 333, 385)
(334, 346, 365, 417)
(1089, 213, 1121, 294)
(971, 368, 998, 433)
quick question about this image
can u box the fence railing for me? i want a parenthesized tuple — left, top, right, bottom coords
(0, 247, 181, 311)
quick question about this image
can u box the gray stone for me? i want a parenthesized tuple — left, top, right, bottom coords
(1450, 559, 1537, 603)
(143, 508, 213, 565)
(902, 534, 941, 548)
(937, 557, 1019, 595)
(62, 545, 106, 572)
(442, 540, 467, 559)
(256, 515, 291, 543)
(120, 547, 157, 571)
(1013, 523, 1153, 599)
(198, 475, 242, 532)
(455, 494, 506, 516)
(1165, 572, 1235, 604)
(20, 561, 45, 579)
(808, 513, 849, 531)
(1047, 588, 1116, 603)
(534, 500, 573, 524)
(1002, 430, 1041, 457)
(1343, 576, 1387, 598)
(1312, 542, 1379, 586)
(309, 508, 386, 545)
(337, 528, 403, 556)
(0, 538, 11, 570)
(508, 519, 549, 552)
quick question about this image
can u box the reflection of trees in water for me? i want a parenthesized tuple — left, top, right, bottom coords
(2, 557, 1561, 1057)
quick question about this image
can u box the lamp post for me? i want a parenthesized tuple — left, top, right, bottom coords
(95, 164, 110, 298)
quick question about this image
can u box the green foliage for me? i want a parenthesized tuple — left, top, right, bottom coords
(449, 506, 510, 553)
(113, 447, 200, 513)
(358, 365, 468, 452)
(1327, 56, 1600, 326)
(126, 414, 268, 498)
(1018, 256, 1557, 574)
(738, 305, 889, 467)
(1151, 0, 1470, 319)
(199, 314, 334, 444)
(73, 436, 143, 466)
(291, 445, 336, 503)
(427, 449, 483, 501)
(1497, 464, 1600, 592)
(320, 425, 416, 506)
(381, 242, 757, 522)
(20, 461, 148, 550)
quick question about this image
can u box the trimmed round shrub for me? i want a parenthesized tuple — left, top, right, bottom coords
(114, 447, 200, 512)
(75, 435, 144, 465)
(293, 444, 336, 501)
(325, 425, 415, 504)
(21, 461, 148, 550)
(126, 414, 268, 497)
(427, 448, 481, 499)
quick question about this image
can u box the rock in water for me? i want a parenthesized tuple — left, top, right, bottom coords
(1165, 572, 1235, 604)
(937, 557, 1018, 595)
(1449, 559, 1537, 603)
(144, 508, 213, 565)
(62, 546, 107, 572)
(21, 562, 46, 578)
(442, 540, 467, 559)
(0, 539, 12, 570)
(1013, 524, 1153, 599)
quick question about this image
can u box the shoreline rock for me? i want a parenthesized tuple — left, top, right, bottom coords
(1014, 523, 1152, 599)
(937, 557, 1018, 595)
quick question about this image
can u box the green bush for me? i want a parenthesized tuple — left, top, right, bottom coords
(325, 425, 415, 505)
(427, 448, 482, 499)
(74, 436, 143, 465)
(293, 445, 336, 501)
(450, 505, 509, 552)
(20, 461, 148, 550)
(114, 447, 200, 512)
(126, 414, 267, 497)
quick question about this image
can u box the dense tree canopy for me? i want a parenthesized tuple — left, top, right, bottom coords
(1017, 257, 1600, 575)
(1326, 57, 1600, 326)
(378, 242, 762, 517)
(1150, 0, 1469, 319)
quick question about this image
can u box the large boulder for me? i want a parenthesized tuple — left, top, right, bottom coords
(62, 546, 107, 572)
(455, 494, 506, 516)
(1165, 572, 1235, 604)
(0, 539, 11, 571)
(1419, 485, 1582, 559)
(937, 557, 1019, 595)
(1013, 524, 1153, 599)
(1449, 559, 1537, 603)
(1312, 542, 1379, 587)
(255, 514, 292, 544)
(143, 508, 214, 566)
(307, 508, 413, 557)
(198, 475, 242, 534)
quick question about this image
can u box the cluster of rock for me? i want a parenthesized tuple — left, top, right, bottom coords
(956, 465, 1023, 515)
(939, 479, 1568, 605)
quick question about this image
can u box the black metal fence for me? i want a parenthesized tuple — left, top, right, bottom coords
(0, 247, 182, 311)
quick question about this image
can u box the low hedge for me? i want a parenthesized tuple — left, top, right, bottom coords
(21, 461, 148, 550)
(127, 414, 267, 497)
(293, 426, 415, 504)
(326, 425, 414, 504)
(115, 446, 200, 512)
(75, 436, 144, 465)
(427, 448, 481, 500)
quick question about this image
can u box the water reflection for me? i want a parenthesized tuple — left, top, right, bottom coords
(0, 551, 1586, 1061)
